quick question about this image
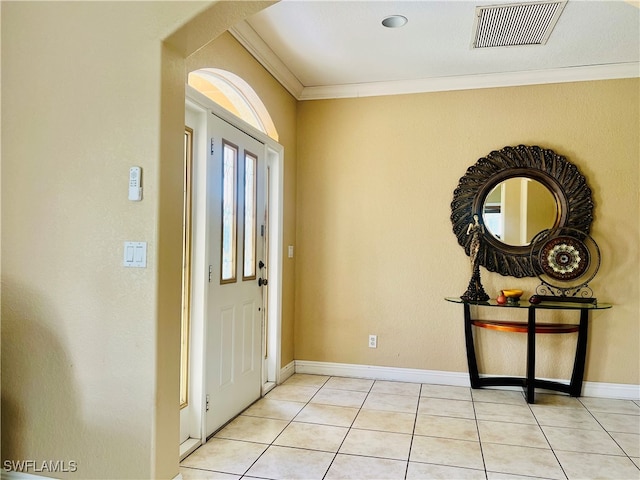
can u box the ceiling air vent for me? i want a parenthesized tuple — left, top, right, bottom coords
(472, 1, 567, 48)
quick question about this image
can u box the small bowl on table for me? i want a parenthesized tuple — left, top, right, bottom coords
(503, 289, 523, 305)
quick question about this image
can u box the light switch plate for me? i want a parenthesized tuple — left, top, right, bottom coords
(124, 241, 147, 267)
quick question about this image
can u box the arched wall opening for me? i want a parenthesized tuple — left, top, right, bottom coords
(159, 3, 277, 477)
(188, 68, 279, 141)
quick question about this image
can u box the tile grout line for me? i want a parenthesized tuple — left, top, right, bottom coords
(577, 397, 640, 466)
(527, 393, 569, 480)
(403, 383, 422, 480)
(469, 389, 490, 480)
(240, 375, 332, 479)
(321, 376, 376, 480)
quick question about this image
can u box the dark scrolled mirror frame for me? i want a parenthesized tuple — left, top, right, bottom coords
(451, 145, 593, 278)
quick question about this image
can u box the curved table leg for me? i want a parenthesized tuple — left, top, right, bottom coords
(569, 309, 589, 397)
(526, 307, 536, 403)
(463, 303, 481, 388)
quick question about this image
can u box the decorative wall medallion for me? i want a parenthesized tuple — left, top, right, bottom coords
(540, 236, 589, 280)
(530, 227, 601, 299)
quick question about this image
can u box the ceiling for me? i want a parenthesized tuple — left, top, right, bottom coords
(229, 0, 640, 100)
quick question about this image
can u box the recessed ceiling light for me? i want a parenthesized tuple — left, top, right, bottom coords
(382, 15, 408, 28)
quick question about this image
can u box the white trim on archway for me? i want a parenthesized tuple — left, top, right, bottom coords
(188, 68, 279, 141)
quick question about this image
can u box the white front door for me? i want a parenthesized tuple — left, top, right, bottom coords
(205, 112, 266, 436)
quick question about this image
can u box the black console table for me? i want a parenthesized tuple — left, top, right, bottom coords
(445, 297, 611, 403)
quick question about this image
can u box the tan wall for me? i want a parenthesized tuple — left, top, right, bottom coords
(1, 2, 638, 479)
(296, 79, 639, 385)
(1, 1, 273, 478)
(185, 32, 298, 367)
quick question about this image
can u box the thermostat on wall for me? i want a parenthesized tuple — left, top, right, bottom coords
(128, 166, 142, 201)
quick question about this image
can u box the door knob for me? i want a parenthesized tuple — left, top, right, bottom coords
(258, 278, 268, 287)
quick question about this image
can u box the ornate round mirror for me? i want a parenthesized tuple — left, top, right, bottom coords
(451, 145, 593, 278)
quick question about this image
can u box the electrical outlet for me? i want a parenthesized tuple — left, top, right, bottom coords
(368, 334, 377, 348)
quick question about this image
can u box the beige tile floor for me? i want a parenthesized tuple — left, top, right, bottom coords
(180, 374, 640, 480)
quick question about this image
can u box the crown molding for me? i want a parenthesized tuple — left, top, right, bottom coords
(229, 21, 638, 101)
(299, 63, 640, 100)
(229, 22, 304, 100)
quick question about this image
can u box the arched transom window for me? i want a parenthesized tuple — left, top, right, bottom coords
(188, 68, 278, 141)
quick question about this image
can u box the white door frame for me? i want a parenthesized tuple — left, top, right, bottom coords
(263, 144, 284, 394)
(183, 85, 284, 448)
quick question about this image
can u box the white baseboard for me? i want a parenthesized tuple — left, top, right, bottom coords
(279, 360, 295, 384)
(295, 360, 470, 387)
(294, 360, 640, 400)
(582, 381, 640, 400)
(179, 437, 201, 461)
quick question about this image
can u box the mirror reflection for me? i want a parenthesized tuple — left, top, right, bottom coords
(483, 177, 557, 246)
